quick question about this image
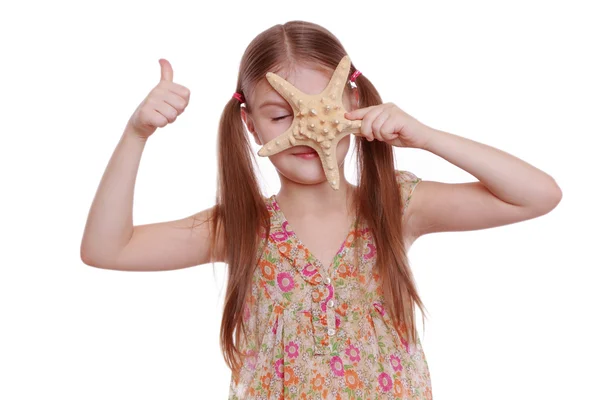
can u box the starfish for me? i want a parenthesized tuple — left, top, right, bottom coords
(257, 55, 362, 190)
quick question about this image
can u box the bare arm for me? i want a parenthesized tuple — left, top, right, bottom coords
(406, 127, 561, 240)
(115, 206, 224, 271)
(80, 125, 146, 268)
(80, 58, 223, 271)
(80, 124, 224, 271)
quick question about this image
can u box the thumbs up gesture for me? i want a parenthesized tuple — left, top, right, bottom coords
(127, 59, 191, 139)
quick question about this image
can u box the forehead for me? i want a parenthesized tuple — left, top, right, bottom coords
(252, 64, 336, 111)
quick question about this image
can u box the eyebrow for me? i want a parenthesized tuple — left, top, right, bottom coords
(258, 100, 290, 110)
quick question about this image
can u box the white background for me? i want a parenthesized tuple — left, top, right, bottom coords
(1, 0, 598, 398)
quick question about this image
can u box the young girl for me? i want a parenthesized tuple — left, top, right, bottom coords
(81, 20, 562, 400)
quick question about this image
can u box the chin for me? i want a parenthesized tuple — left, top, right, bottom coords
(277, 164, 326, 185)
(273, 157, 341, 187)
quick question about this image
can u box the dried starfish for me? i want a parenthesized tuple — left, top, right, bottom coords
(257, 55, 363, 190)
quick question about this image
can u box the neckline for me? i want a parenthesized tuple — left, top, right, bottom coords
(270, 194, 358, 273)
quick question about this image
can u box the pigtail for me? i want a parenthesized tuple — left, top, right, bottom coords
(353, 71, 430, 347)
(212, 92, 270, 382)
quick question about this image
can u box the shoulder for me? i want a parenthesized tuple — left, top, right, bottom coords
(393, 169, 423, 248)
(394, 169, 421, 185)
(394, 169, 422, 210)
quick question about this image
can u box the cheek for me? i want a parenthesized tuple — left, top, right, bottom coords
(255, 119, 294, 143)
(255, 127, 275, 144)
(342, 91, 354, 111)
(335, 135, 352, 161)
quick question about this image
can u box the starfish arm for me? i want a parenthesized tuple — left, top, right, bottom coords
(257, 129, 296, 156)
(265, 72, 303, 112)
(319, 153, 341, 190)
(322, 55, 352, 106)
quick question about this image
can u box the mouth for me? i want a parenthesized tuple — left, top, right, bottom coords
(292, 146, 317, 155)
(293, 149, 319, 159)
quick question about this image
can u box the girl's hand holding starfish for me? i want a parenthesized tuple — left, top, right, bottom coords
(345, 102, 431, 149)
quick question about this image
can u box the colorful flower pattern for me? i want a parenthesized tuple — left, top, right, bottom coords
(228, 170, 431, 399)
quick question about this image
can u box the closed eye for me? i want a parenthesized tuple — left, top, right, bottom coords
(271, 116, 290, 121)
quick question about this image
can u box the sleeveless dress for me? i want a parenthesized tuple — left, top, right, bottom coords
(228, 170, 432, 400)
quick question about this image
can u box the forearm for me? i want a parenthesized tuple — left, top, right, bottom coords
(80, 123, 148, 265)
(422, 126, 562, 208)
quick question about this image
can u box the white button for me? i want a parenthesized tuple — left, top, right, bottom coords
(327, 300, 335, 308)
(328, 328, 336, 336)
(325, 277, 331, 284)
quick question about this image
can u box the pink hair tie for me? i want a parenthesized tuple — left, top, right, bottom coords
(233, 92, 245, 103)
(350, 70, 362, 83)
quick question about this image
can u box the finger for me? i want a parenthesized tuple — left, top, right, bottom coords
(361, 108, 383, 141)
(166, 82, 191, 101)
(359, 111, 373, 140)
(162, 91, 188, 113)
(153, 86, 188, 110)
(152, 99, 179, 123)
(345, 105, 378, 120)
(371, 111, 389, 142)
(158, 80, 191, 102)
(147, 109, 169, 129)
(379, 118, 400, 140)
(159, 58, 173, 82)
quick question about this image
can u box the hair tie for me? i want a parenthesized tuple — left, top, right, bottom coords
(233, 92, 245, 103)
(350, 70, 362, 83)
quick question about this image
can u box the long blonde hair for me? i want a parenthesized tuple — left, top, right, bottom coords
(206, 20, 428, 382)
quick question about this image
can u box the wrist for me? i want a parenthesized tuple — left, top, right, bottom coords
(124, 123, 149, 143)
(421, 125, 442, 152)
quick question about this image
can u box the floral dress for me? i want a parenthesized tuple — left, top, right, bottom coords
(228, 170, 432, 400)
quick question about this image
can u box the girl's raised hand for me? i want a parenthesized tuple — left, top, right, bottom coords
(345, 102, 431, 149)
(127, 59, 191, 139)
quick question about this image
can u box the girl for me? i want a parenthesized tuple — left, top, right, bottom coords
(80, 20, 562, 400)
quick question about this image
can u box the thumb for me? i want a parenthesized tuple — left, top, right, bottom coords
(159, 58, 173, 82)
